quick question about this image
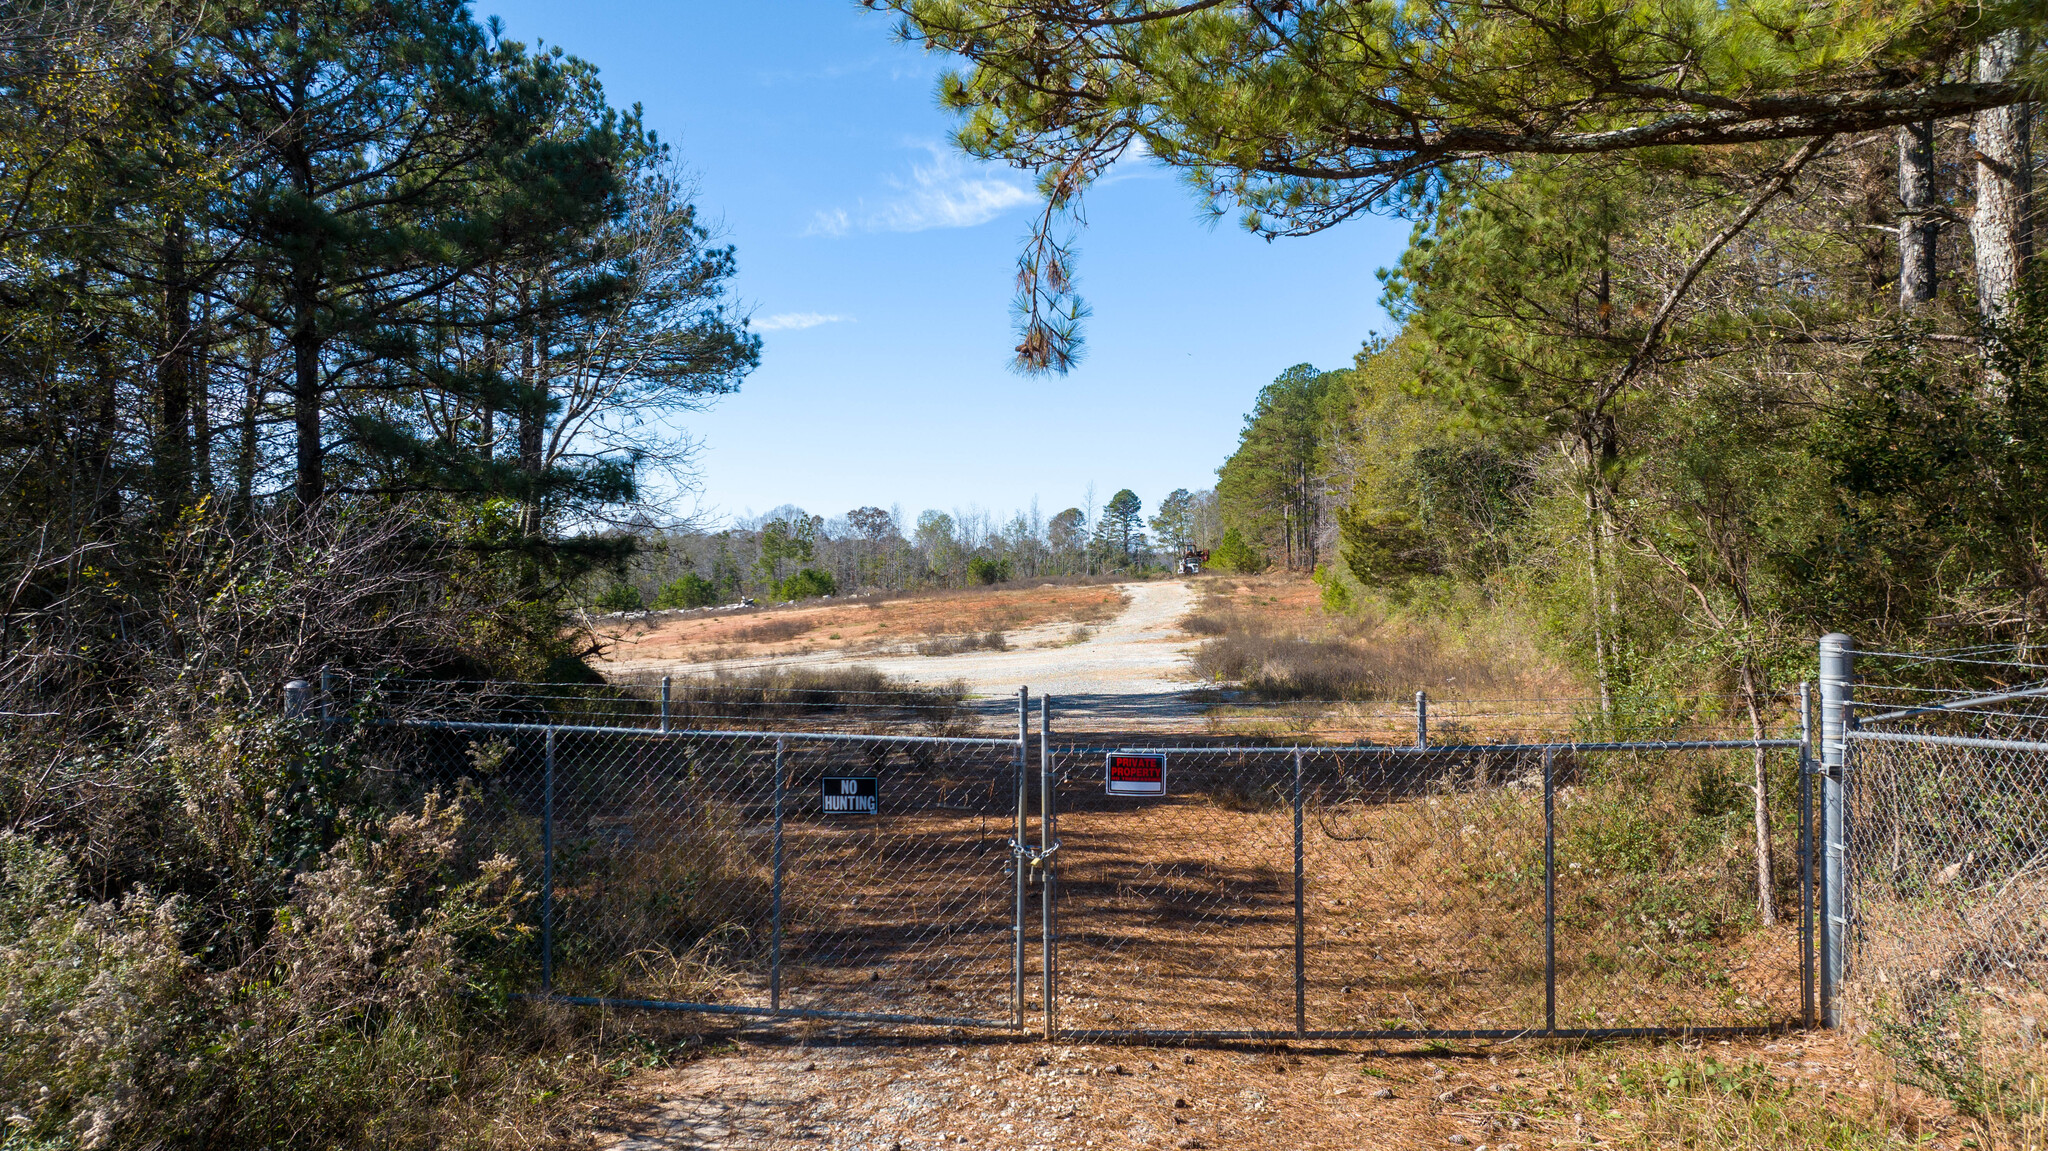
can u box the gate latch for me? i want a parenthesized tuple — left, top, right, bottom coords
(1008, 838, 1062, 869)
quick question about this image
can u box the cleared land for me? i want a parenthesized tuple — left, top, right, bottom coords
(595, 583, 1132, 670)
(597, 581, 1204, 725)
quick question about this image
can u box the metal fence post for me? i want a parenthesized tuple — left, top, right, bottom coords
(1293, 746, 1306, 1037)
(319, 667, 332, 723)
(771, 736, 785, 1011)
(1798, 680, 1815, 1029)
(1040, 694, 1056, 1042)
(1543, 745, 1556, 1034)
(660, 675, 671, 734)
(1819, 634, 1854, 1028)
(542, 725, 556, 995)
(1015, 686, 1029, 1030)
(1415, 691, 1428, 750)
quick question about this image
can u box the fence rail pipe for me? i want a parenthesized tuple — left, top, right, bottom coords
(1014, 686, 1029, 1030)
(1293, 746, 1306, 1037)
(1071, 739, 1800, 755)
(1819, 633, 1854, 1027)
(1799, 681, 1815, 1030)
(1543, 745, 1557, 1033)
(542, 726, 556, 995)
(771, 737, 785, 1011)
(1041, 695, 1056, 1042)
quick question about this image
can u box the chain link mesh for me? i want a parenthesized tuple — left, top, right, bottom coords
(351, 714, 1028, 1027)
(1848, 675, 2048, 1033)
(329, 676, 1813, 1038)
(1046, 739, 1806, 1037)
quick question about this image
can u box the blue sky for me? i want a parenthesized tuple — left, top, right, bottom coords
(483, 2, 1409, 527)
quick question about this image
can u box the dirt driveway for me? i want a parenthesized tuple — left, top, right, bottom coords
(593, 1030, 1886, 1151)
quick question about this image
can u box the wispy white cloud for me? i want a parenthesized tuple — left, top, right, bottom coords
(807, 208, 853, 238)
(807, 146, 1034, 237)
(755, 312, 852, 332)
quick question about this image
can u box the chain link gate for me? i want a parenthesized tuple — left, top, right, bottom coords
(347, 692, 1038, 1031)
(1035, 700, 1817, 1042)
(334, 681, 1819, 1040)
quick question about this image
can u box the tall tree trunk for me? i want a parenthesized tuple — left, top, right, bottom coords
(1899, 120, 1939, 308)
(285, 129, 324, 510)
(1583, 469, 1613, 723)
(90, 340, 120, 523)
(1739, 658, 1776, 926)
(1974, 32, 2030, 321)
(291, 274, 323, 509)
(481, 266, 500, 462)
(516, 278, 543, 538)
(235, 330, 266, 522)
(156, 214, 193, 519)
(192, 306, 211, 496)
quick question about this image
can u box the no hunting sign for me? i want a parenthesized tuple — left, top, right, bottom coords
(1105, 752, 1167, 796)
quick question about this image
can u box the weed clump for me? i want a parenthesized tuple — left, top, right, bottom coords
(915, 631, 1009, 656)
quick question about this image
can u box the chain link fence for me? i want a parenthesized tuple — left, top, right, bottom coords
(1039, 732, 1811, 1041)
(1841, 647, 2048, 1088)
(311, 674, 1818, 1040)
(332, 674, 1033, 1030)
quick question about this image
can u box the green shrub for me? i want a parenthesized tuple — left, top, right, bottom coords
(653, 572, 720, 609)
(1210, 528, 1266, 573)
(966, 555, 1011, 585)
(594, 581, 643, 612)
(1313, 562, 1354, 613)
(774, 567, 836, 601)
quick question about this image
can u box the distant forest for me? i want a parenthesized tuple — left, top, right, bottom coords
(599, 489, 1230, 610)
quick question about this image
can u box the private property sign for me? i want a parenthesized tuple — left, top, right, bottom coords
(820, 776, 878, 814)
(1105, 752, 1167, 796)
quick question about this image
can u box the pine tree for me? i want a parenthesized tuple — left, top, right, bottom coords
(1095, 489, 1144, 569)
(1149, 488, 1195, 555)
(879, 1, 2039, 369)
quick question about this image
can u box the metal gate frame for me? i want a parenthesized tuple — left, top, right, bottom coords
(1032, 695, 1819, 1043)
(315, 678, 1825, 1040)
(341, 690, 1039, 1032)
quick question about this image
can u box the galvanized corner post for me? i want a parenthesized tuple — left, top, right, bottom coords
(1014, 686, 1029, 1030)
(1040, 695, 1056, 1042)
(771, 736, 785, 1011)
(319, 666, 332, 723)
(1293, 746, 1306, 1037)
(542, 725, 556, 995)
(1798, 680, 1815, 1029)
(1818, 634, 1854, 1028)
(660, 675, 672, 734)
(1415, 691, 1428, 750)
(1542, 745, 1556, 1034)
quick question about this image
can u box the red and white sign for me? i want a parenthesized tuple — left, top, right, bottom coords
(1105, 751, 1167, 796)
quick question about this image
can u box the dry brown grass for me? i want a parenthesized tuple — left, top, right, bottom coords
(596, 583, 1129, 667)
(915, 630, 1010, 656)
(1181, 574, 1571, 705)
